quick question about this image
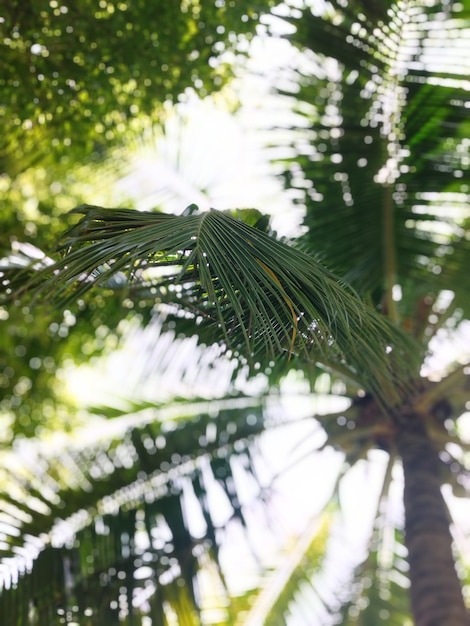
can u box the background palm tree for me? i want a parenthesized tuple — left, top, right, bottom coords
(1, 0, 469, 625)
(273, 2, 470, 620)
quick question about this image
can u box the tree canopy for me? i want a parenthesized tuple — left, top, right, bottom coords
(0, 0, 276, 176)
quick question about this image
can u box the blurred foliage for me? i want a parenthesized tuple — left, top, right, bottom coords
(0, 0, 276, 177)
(0, 395, 277, 625)
(278, 0, 470, 314)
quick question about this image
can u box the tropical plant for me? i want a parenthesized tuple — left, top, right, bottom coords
(1, 1, 470, 626)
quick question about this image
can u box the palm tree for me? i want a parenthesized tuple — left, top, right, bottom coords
(1, 1, 469, 625)
(272, 2, 470, 622)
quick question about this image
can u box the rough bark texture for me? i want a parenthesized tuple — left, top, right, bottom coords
(395, 414, 469, 626)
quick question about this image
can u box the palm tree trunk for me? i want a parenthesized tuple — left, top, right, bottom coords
(395, 413, 469, 626)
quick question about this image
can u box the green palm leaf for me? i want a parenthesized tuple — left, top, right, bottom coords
(0, 395, 273, 623)
(243, 512, 333, 625)
(276, 0, 470, 319)
(2, 205, 420, 403)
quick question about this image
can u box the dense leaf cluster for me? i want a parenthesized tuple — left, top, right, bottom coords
(0, 0, 275, 175)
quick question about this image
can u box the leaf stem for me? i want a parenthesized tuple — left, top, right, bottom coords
(383, 184, 399, 323)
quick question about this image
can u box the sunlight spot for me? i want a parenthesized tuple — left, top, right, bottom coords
(392, 284, 402, 302)
(30, 43, 43, 55)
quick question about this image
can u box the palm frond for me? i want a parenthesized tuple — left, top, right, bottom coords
(1, 206, 421, 403)
(0, 395, 276, 624)
(333, 454, 411, 625)
(274, 1, 470, 318)
(243, 512, 333, 625)
(243, 451, 413, 626)
(335, 529, 411, 626)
